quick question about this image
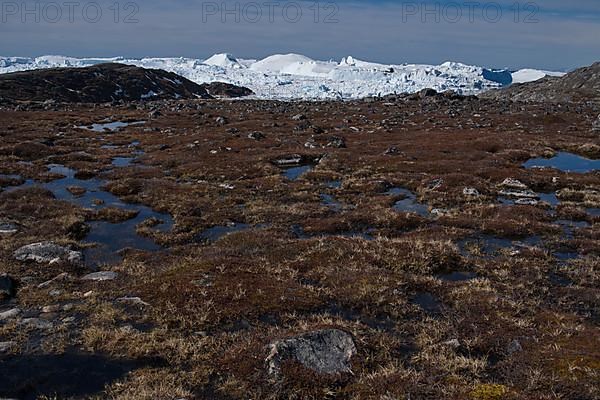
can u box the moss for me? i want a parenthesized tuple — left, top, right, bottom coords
(470, 384, 508, 400)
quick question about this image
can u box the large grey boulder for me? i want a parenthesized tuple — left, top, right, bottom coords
(13, 242, 83, 265)
(81, 271, 118, 281)
(266, 329, 357, 375)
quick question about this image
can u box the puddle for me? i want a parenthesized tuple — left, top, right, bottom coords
(13, 164, 172, 267)
(412, 292, 444, 314)
(196, 223, 252, 242)
(458, 234, 542, 257)
(587, 208, 600, 217)
(386, 187, 429, 217)
(112, 157, 135, 167)
(548, 273, 572, 287)
(0, 352, 146, 400)
(320, 194, 342, 211)
(523, 152, 600, 173)
(555, 219, 590, 240)
(326, 180, 342, 189)
(77, 120, 145, 132)
(437, 271, 477, 282)
(539, 192, 560, 207)
(283, 165, 314, 180)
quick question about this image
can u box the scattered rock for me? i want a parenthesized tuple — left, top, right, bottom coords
(384, 146, 400, 155)
(463, 187, 480, 197)
(0, 221, 18, 235)
(266, 329, 357, 375)
(327, 137, 346, 148)
(0, 274, 16, 299)
(507, 339, 523, 354)
(38, 272, 71, 288)
(499, 178, 528, 189)
(81, 271, 118, 281)
(19, 318, 53, 330)
(292, 114, 307, 121)
(216, 116, 228, 126)
(247, 131, 266, 141)
(116, 296, 150, 306)
(0, 308, 20, 321)
(66, 186, 86, 196)
(443, 339, 461, 349)
(14, 242, 83, 265)
(514, 198, 539, 206)
(41, 304, 60, 313)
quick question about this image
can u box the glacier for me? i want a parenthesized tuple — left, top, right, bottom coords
(0, 53, 563, 100)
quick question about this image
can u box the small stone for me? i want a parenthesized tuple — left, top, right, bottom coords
(116, 296, 150, 306)
(19, 318, 53, 330)
(49, 289, 62, 297)
(62, 303, 74, 311)
(514, 198, 538, 206)
(499, 178, 528, 189)
(0, 308, 21, 321)
(292, 113, 306, 121)
(463, 187, 480, 197)
(81, 271, 118, 281)
(266, 329, 357, 375)
(83, 290, 94, 297)
(443, 339, 461, 349)
(247, 131, 265, 140)
(507, 339, 523, 354)
(38, 272, 71, 288)
(13, 242, 83, 265)
(384, 146, 399, 155)
(41, 305, 60, 313)
(498, 189, 538, 199)
(215, 116, 228, 126)
(327, 137, 346, 149)
(62, 316, 76, 323)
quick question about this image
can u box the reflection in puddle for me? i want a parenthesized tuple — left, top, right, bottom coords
(549, 273, 572, 287)
(283, 165, 314, 180)
(587, 208, 600, 217)
(386, 187, 429, 217)
(112, 157, 134, 167)
(459, 234, 542, 257)
(523, 152, 600, 173)
(196, 223, 252, 242)
(320, 194, 342, 211)
(78, 120, 145, 132)
(13, 164, 172, 267)
(326, 180, 342, 189)
(413, 292, 443, 314)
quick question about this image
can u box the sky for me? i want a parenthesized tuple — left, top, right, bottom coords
(1, 0, 599, 70)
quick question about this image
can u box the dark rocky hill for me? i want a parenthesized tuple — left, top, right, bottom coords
(0, 63, 250, 103)
(481, 62, 600, 103)
(200, 81, 254, 98)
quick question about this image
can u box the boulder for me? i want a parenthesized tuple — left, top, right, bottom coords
(13, 242, 83, 265)
(81, 271, 118, 281)
(266, 329, 357, 375)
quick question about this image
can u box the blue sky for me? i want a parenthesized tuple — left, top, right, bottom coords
(1, 0, 599, 70)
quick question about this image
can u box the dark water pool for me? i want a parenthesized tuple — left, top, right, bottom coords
(523, 152, 600, 173)
(386, 187, 429, 217)
(77, 120, 145, 132)
(14, 164, 173, 267)
(282, 165, 314, 180)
